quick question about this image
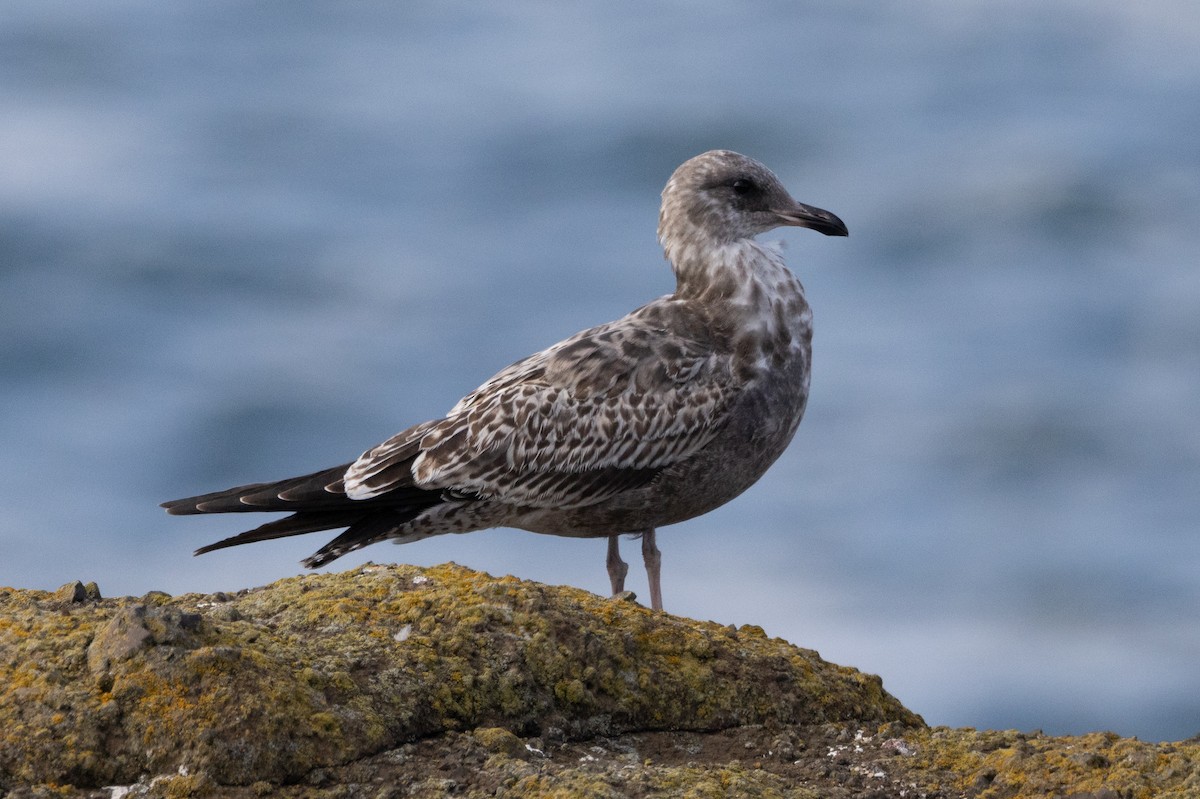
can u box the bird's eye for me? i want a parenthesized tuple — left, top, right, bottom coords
(731, 178, 756, 196)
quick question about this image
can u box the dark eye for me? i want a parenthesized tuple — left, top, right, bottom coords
(731, 178, 756, 196)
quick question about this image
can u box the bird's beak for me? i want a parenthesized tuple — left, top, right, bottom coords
(774, 201, 848, 237)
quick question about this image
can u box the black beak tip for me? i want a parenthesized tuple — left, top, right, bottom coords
(777, 204, 849, 237)
(815, 210, 849, 237)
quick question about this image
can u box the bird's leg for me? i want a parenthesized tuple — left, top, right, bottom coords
(606, 533, 629, 596)
(640, 528, 663, 611)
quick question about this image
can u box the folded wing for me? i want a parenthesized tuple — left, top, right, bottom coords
(345, 300, 738, 509)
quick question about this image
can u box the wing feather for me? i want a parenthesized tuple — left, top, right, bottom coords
(345, 300, 738, 509)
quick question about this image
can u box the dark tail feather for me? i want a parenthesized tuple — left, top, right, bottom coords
(194, 503, 436, 567)
(166, 455, 444, 567)
(162, 462, 435, 515)
(161, 463, 355, 515)
(300, 508, 428, 568)
(192, 510, 367, 555)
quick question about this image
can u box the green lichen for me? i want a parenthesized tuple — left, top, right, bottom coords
(905, 726, 1200, 799)
(3, 563, 1195, 798)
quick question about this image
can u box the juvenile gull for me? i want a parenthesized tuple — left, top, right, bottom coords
(162, 150, 847, 611)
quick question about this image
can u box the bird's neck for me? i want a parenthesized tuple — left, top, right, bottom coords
(666, 236, 813, 380)
(667, 236, 798, 307)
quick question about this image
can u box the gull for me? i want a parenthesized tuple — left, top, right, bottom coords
(162, 150, 847, 611)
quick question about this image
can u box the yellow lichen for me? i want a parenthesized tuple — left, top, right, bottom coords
(8, 562, 1193, 798)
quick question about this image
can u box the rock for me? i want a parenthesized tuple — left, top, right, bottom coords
(1, 564, 1197, 797)
(49, 580, 103, 603)
(85, 604, 205, 674)
(53, 581, 85, 603)
(472, 726, 530, 760)
(86, 605, 154, 673)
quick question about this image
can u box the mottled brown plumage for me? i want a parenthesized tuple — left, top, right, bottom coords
(162, 150, 847, 611)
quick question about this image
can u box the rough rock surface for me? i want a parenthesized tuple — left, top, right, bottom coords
(1, 563, 1196, 798)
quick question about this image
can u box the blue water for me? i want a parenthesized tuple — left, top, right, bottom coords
(2, 1, 1198, 741)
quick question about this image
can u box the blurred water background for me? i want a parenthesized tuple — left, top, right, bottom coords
(2, 1, 1198, 741)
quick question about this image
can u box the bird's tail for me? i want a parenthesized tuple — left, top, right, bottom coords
(162, 462, 442, 567)
(161, 463, 355, 514)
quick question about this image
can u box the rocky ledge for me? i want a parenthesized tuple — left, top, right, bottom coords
(1, 563, 1196, 798)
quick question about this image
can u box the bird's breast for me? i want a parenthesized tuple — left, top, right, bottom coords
(716, 249, 812, 388)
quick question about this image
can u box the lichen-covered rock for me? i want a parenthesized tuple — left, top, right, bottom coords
(86, 604, 204, 674)
(0, 563, 914, 792)
(905, 727, 1200, 798)
(1, 563, 1196, 798)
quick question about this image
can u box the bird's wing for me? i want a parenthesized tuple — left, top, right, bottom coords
(344, 299, 738, 509)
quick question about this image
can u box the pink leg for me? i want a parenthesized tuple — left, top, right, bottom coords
(606, 533, 628, 595)
(640, 528, 662, 611)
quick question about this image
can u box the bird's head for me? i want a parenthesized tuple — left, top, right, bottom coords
(658, 150, 847, 257)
